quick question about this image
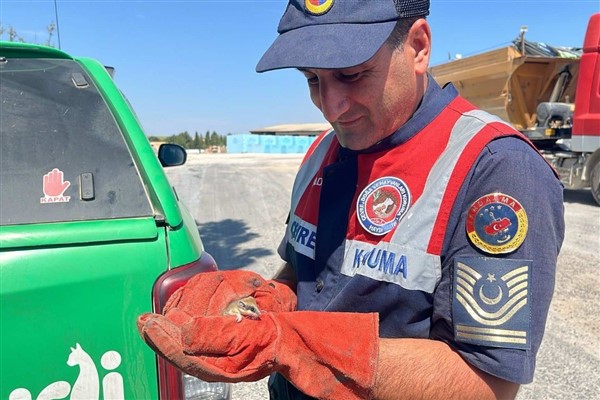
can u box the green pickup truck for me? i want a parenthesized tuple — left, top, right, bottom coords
(0, 42, 230, 400)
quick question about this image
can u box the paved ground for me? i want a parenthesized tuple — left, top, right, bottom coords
(166, 153, 600, 400)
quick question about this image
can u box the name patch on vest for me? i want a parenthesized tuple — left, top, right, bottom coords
(288, 215, 317, 259)
(357, 177, 411, 236)
(341, 240, 439, 293)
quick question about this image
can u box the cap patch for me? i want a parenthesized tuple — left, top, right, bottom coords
(305, 0, 334, 15)
(357, 177, 411, 236)
(453, 257, 532, 349)
(466, 193, 528, 254)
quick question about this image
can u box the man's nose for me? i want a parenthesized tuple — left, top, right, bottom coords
(318, 81, 350, 123)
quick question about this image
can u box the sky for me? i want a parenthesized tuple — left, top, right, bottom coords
(1, 0, 598, 137)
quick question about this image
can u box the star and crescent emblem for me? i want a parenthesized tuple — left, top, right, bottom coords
(466, 193, 528, 254)
(452, 257, 532, 349)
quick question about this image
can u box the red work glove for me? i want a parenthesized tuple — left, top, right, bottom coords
(162, 270, 297, 325)
(137, 311, 378, 400)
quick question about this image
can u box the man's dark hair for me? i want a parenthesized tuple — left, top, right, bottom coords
(386, 17, 421, 50)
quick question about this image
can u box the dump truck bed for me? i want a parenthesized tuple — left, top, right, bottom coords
(429, 44, 580, 131)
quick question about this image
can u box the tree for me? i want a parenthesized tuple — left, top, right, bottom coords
(7, 26, 24, 43)
(46, 22, 56, 47)
(166, 131, 193, 148)
(210, 131, 220, 147)
(160, 129, 227, 150)
(0, 22, 56, 46)
(193, 131, 202, 150)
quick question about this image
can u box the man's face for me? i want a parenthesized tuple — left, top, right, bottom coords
(300, 42, 424, 150)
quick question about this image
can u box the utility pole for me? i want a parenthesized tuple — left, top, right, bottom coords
(54, 0, 62, 49)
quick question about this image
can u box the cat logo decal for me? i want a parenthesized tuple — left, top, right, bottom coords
(9, 343, 124, 400)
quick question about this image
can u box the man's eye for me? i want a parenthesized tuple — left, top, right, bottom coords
(339, 72, 361, 82)
(306, 76, 319, 85)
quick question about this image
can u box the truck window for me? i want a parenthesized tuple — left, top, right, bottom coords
(0, 58, 153, 225)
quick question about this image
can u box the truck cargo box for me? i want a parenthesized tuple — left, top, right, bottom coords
(429, 41, 581, 132)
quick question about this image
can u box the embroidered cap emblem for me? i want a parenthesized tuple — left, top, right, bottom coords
(453, 257, 531, 349)
(357, 177, 411, 236)
(305, 0, 334, 15)
(466, 193, 528, 254)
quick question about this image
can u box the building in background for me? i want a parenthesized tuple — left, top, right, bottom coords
(227, 123, 331, 154)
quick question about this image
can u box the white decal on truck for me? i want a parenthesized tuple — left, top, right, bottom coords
(9, 343, 124, 400)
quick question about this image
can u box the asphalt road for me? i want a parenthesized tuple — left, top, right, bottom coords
(166, 153, 600, 400)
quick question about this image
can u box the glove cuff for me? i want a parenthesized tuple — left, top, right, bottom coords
(275, 311, 379, 400)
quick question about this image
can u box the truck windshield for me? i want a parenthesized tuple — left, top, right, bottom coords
(0, 58, 153, 225)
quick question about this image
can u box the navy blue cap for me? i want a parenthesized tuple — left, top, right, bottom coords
(256, 0, 430, 72)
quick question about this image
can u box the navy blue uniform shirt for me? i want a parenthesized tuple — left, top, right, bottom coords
(269, 76, 564, 400)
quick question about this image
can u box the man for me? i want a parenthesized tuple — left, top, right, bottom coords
(137, 1, 564, 399)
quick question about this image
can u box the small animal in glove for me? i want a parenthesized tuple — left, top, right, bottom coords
(160, 270, 296, 328)
(222, 296, 261, 322)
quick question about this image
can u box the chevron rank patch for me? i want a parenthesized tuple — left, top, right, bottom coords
(452, 256, 532, 349)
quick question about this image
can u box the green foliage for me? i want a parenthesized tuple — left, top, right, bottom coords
(163, 130, 227, 150)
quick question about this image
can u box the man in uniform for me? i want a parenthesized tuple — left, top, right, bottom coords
(138, 1, 564, 399)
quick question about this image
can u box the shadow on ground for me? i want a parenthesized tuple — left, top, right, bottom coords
(196, 218, 273, 270)
(563, 189, 597, 206)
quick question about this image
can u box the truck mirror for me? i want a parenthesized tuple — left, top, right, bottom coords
(158, 143, 187, 167)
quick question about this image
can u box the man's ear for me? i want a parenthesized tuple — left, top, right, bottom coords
(407, 19, 431, 75)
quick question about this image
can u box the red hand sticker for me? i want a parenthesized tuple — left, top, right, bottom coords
(40, 168, 71, 204)
(43, 168, 71, 196)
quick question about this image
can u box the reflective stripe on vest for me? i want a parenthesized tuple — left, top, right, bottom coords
(288, 102, 519, 293)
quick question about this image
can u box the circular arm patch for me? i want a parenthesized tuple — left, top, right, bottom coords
(465, 193, 528, 254)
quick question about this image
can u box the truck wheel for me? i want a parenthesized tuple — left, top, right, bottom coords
(591, 161, 600, 206)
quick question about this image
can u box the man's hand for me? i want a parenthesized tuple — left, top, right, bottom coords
(137, 310, 379, 400)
